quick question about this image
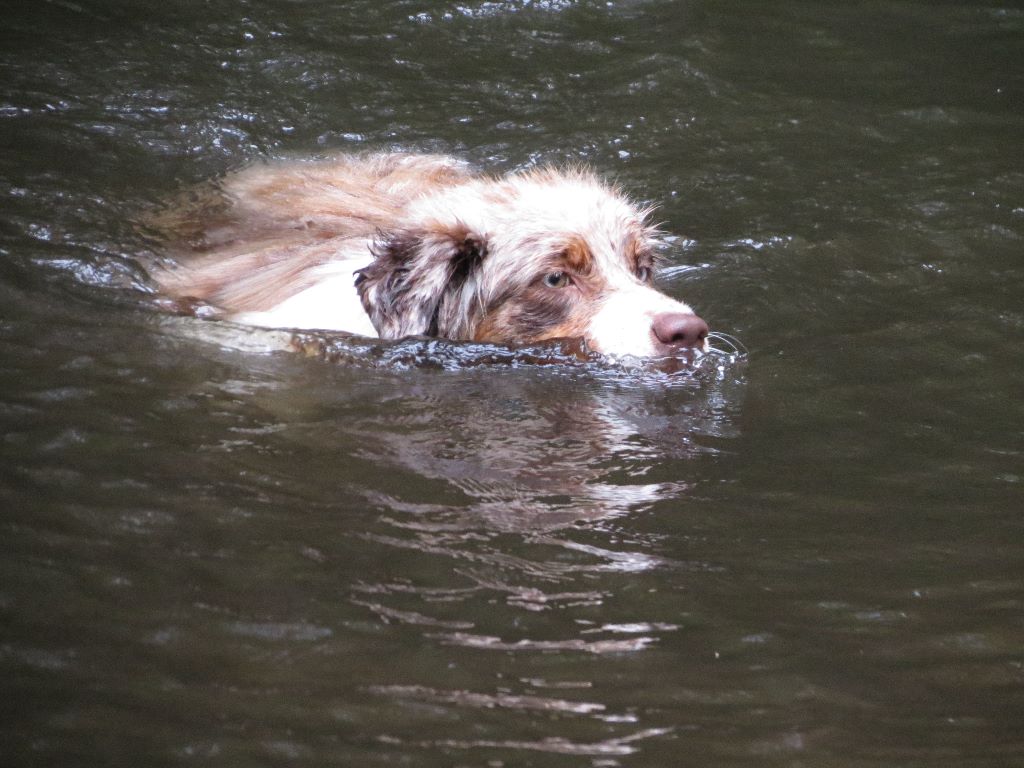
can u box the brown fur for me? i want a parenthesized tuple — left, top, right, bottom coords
(150, 153, 472, 312)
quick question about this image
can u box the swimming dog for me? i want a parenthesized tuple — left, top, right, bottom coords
(152, 152, 708, 358)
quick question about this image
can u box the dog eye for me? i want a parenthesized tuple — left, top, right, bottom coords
(636, 266, 653, 282)
(543, 271, 571, 288)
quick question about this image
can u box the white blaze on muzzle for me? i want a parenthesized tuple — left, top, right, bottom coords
(586, 286, 703, 358)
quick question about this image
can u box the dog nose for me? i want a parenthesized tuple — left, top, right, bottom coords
(652, 312, 709, 349)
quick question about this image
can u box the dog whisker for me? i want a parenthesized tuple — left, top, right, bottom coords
(705, 332, 748, 357)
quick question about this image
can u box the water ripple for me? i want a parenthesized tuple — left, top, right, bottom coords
(382, 726, 673, 756)
(370, 684, 605, 714)
(428, 631, 658, 654)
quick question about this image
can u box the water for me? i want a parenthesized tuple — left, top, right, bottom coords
(2, 1, 1022, 765)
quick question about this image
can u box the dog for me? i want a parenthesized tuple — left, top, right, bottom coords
(151, 152, 709, 358)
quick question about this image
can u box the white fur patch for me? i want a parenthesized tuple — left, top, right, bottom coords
(230, 256, 377, 336)
(587, 286, 697, 358)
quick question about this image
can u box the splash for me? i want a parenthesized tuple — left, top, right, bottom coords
(290, 327, 747, 381)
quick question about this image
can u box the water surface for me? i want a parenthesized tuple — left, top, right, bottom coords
(2, 1, 1022, 766)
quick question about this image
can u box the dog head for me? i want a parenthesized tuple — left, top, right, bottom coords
(355, 168, 708, 358)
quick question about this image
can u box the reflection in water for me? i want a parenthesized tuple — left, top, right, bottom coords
(231, 327, 746, 756)
(189, 321, 746, 573)
(353, 353, 739, 526)
(170, 322, 746, 757)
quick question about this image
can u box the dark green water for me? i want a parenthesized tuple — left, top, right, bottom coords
(2, 1, 1022, 766)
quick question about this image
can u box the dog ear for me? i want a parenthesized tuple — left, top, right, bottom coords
(355, 224, 486, 339)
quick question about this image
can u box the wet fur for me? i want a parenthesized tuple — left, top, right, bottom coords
(150, 152, 704, 357)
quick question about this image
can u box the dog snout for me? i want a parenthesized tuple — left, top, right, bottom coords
(652, 312, 709, 350)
